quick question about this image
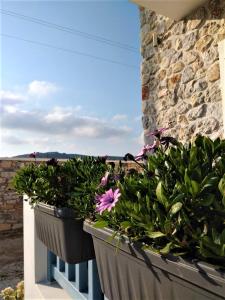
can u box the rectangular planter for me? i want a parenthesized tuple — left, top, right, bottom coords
(84, 221, 225, 300)
(34, 203, 95, 264)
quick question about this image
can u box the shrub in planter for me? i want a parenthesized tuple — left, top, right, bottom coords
(84, 132, 225, 300)
(12, 156, 107, 263)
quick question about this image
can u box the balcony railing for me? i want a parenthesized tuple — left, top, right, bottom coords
(47, 251, 105, 300)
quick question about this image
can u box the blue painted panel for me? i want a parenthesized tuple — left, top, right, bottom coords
(47, 251, 104, 300)
(47, 251, 56, 282)
(76, 262, 88, 293)
(88, 260, 103, 300)
(65, 263, 75, 281)
(57, 257, 65, 272)
(53, 265, 88, 300)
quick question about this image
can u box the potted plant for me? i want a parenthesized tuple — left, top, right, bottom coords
(13, 156, 107, 264)
(84, 132, 225, 300)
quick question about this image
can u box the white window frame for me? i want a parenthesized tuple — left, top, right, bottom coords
(219, 39, 225, 137)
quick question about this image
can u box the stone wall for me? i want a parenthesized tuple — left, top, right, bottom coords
(140, 0, 225, 143)
(0, 159, 25, 233)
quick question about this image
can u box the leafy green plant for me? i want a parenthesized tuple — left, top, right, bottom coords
(12, 156, 107, 219)
(94, 134, 225, 266)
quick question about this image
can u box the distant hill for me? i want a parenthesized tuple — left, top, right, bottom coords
(13, 152, 123, 160)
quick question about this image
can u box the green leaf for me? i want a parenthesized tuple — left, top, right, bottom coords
(221, 229, 225, 244)
(190, 180, 200, 196)
(160, 242, 173, 255)
(169, 202, 183, 216)
(201, 194, 215, 206)
(222, 196, 225, 207)
(120, 221, 131, 229)
(93, 220, 108, 228)
(218, 176, 225, 197)
(156, 181, 168, 207)
(147, 231, 166, 239)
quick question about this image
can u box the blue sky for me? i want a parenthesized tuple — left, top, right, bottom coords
(1, 0, 142, 157)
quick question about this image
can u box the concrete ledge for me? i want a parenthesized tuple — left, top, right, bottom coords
(219, 39, 225, 137)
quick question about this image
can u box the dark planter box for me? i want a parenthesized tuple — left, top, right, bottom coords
(84, 221, 225, 300)
(34, 203, 95, 264)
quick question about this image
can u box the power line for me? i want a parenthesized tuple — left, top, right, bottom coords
(1, 33, 139, 69)
(0, 9, 139, 53)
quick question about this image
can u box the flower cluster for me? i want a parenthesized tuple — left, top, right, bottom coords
(93, 132, 225, 265)
(96, 188, 121, 214)
(95, 128, 168, 215)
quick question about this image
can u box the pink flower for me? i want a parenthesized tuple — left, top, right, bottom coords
(146, 127, 169, 138)
(135, 141, 159, 161)
(95, 188, 121, 215)
(100, 171, 109, 187)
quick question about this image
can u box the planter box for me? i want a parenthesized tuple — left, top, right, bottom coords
(84, 221, 225, 300)
(34, 203, 95, 264)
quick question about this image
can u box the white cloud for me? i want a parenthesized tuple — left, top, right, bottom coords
(1, 135, 26, 145)
(44, 105, 81, 123)
(28, 80, 59, 98)
(0, 80, 59, 112)
(2, 105, 18, 113)
(0, 90, 26, 105)
(112, 114, 127, 121)
(45, 107, 74, 123)
(2, 106, 132, 140)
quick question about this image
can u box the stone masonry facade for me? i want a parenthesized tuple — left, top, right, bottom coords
(140, 0, 225, 143)
(0, 158, 69, 234)
(0, 159, 27, 233)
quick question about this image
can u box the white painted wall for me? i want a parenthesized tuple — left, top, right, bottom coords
(219, 39, 225, 137)
(130, 0, 207, 20)
(23, 200, 70, 299)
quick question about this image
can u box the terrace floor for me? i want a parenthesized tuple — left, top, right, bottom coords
(0, 230, 23, 290)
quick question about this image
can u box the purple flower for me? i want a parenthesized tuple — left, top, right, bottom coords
(146, 127, 169, 138)
(100, 171, 109, 187)
(135, 141, 159, 161)
(95, 188, 121, 215)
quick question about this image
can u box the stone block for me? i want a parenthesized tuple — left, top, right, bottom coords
(187, 19, 202, 31)
(12, 224, 23, 230)
(187, 104, 207, 120)
(183, 31, 198, 50)
(172, 22, 185, 35)
(184, 51, 198, 65)
(173, 62, 184, 73)
(206, 63, 220, 82)
(0, 224, 11, 231)
(0, 161, 12, 169)
(142, 85, 149, 101)
(195, 35, 213, 52)
(182, 67, 195, 84)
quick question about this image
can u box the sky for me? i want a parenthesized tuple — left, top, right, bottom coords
(0, 0, 142, 157)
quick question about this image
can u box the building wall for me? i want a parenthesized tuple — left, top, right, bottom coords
(0, 158, 63, 234)
(0, 159, 25, 233)
(140, 0, 225, 143)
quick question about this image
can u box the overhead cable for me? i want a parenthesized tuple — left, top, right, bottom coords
(1, 33, 139, 69)
(0, 9, 139, 53)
